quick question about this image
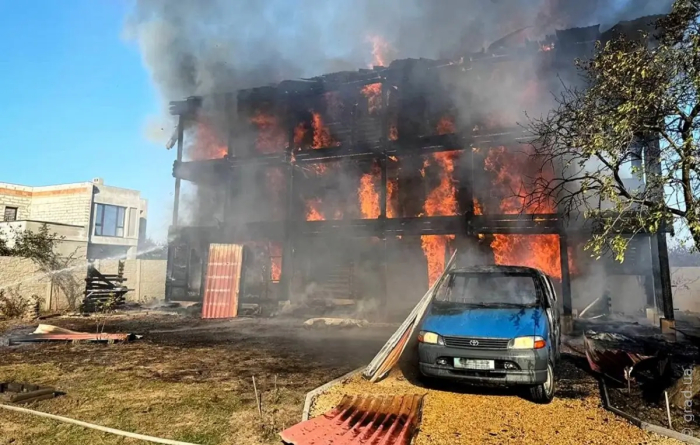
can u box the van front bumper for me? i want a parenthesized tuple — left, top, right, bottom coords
(418, 343, 549, 386)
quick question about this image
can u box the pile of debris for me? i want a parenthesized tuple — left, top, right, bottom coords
(82, 261, 131, 313)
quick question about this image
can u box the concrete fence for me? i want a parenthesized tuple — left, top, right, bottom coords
(90, 259, 166, 303)
(0, 256, 167, 310)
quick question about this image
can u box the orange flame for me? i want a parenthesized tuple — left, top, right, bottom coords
(423, 152, 459, 217)
(311, 112, 336, 149)
(484, 146, 567, 280)
(294, 122, 306, 148)
(306, 198, 324, 221)
(191, 120, 227, 160)
(473, 198, 483, 215)
(358, 164, 380, 219)
(269, 242, 282, 282)
(387, 178, 397, 218)
(421, 150, 459, 286)
(421, 235, 455, 286)
(366, 35, 391, 67)
(361, 83, 382, 114)
(389, 125, 398, 141)
(437, 116, 456, 135)
(250, 111, 286, 153)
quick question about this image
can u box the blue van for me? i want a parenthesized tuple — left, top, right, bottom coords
(417, 265, 561, 403)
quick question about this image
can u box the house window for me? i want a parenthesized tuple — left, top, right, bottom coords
(94, 204, 126, 237)
(3, 206, 17, 222)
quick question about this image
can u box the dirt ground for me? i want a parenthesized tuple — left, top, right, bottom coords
(0, 314, 395, 445)
(0, 313, 691, 445)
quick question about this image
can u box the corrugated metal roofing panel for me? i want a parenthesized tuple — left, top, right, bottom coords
(280, 394, 424, 445)
(201, 243, 243, 319)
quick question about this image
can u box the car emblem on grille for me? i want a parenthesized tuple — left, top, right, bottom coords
(469, 339, 479, 346)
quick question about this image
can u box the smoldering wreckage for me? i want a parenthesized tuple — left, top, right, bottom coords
(2, 5, 700, 445)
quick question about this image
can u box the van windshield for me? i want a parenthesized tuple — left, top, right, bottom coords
(433, 272, 538, 308)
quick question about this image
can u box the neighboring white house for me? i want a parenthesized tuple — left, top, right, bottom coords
(0, 178, 147, 260)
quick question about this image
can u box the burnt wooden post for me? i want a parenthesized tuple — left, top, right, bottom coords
(223, 93, 235, 222)
(378, 81, 391, 313)
(172, 115, 185, 227)
(644, 136, 675, 324)
(279, 95, 296, 302)
(651, 229, 674, 320)
(559, 232, 572, 316)
(657, 229, 674, 320)
(165, 112, 186, 302)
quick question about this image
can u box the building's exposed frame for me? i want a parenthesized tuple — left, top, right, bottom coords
(165, 16, 674, 321)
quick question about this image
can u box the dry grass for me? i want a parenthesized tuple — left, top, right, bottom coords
(0, 314, 393, 445)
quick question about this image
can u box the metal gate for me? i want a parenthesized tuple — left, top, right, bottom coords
(201, 244, 244, 319)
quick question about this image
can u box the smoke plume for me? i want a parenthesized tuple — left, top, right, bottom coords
(126, 0, 673, 107)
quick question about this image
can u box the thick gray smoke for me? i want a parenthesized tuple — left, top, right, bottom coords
(125, 0, 673, 106)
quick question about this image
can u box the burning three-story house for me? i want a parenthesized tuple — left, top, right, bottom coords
(163, 15, 674, 329)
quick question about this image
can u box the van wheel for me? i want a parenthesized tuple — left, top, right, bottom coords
(529, 362, 555, 404)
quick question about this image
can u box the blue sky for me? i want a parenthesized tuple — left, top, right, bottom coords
(0, 1, 173, 241)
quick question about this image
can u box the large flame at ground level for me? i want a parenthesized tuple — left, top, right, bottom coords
(481, 147, 576, 281)
(421, 150, 459, 286)
(421, 235, 455, 286)
(491, 234, 562, 280)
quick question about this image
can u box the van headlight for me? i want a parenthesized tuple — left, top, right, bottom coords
(418, 331, 444, 345)
(508, 336, 546, 349)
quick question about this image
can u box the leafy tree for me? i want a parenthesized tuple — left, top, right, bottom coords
(525, 0, 700, 260)
(0, 224, 83, 309)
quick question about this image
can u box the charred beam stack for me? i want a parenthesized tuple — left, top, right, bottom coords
(82, 261, 130, 313)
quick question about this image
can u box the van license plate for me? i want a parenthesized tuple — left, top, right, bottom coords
(454, 359, 495, 370)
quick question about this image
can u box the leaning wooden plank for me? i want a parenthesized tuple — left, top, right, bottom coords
(363, 250, 458, 380)
(370, 321, 414, 383)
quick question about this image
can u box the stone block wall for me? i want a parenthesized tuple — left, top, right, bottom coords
(0, 256, 87, 311)
(0, 256, 166, 312)
(0, 184, 33, 220)
(29, 185, 93, 227)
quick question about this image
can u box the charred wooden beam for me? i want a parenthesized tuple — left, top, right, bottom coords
(171, 129, 532, 183)
(559, 234, 572, 316)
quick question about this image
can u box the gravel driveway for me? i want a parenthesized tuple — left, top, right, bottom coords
(311, 356, 683, 445)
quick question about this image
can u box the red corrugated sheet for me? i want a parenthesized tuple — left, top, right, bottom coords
(201, 244, 243, 319)
(280, 394, 424, 445)
(583, 334, 655, 384)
